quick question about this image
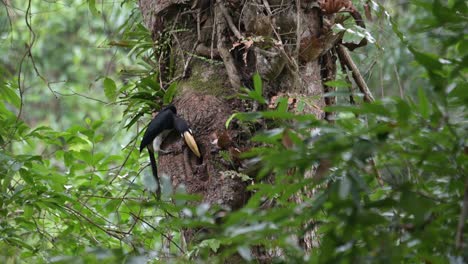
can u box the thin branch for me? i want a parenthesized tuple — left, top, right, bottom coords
(109, 126, 139, 184)
(379, 63, 384, 98)
(215, 4, 242, 89)
(456, 178, 468, 250)
(262, 0, 298, 73)
(369, 158, 384, 187)
(210, 5, 217, 59)
(53, 89, 109, 104)
(295, 0, 301, 62)
(393, 64, 404, 98)
(22, 0, 57, 99)
(82, 195, 146, 201)
(336, 44, 375, 102)
(217, 0, 242, 39)
(337, 48, 355, 104)
(1, 0, 13, 31)
(64, 204, 124, 240)
(130, 212, 185, 253)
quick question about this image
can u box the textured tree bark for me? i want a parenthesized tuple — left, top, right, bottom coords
(138, 0, 334, 260)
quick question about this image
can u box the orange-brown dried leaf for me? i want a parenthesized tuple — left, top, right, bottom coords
(282, 129, 294, 150)
(268, 95, 279, 109)
(319, 0, 354, 15)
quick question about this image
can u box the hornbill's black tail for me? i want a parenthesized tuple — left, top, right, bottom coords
(147, 146, 161, 200)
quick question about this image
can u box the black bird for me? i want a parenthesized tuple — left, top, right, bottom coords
(139, 104, 177, 153)
(140, 104, 201, 157)
(139, 105, 201, 198)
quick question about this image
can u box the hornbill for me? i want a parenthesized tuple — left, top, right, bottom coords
(140, 104, 201, 198)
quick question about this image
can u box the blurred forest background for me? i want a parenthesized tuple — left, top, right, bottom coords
(0, 0, 466, 263)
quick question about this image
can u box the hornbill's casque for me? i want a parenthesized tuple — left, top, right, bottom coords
(140, 104, 201, 198)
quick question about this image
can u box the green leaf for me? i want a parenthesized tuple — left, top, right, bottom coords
(103, 77, 117, 101)
(396, 99, 411, 123)
(0, 82, 21, 108)
(400, 191, 433, 223)
(324, 80, 351, 88)
(276, 97, 288, 112)
(417, 87, 430, 119)
(339, 176, 352, 199)
(163, 82, 178, 104)
(410, 49, 442, 71)
(198, 239, 221, 252)
(252, 73, 267, 104)
(253, 72, 262, 95)
(225, 113, 238, 129)
(124, 111, 144, 130)
(88, 0, 100, 16)
(6, 237, 34, 251)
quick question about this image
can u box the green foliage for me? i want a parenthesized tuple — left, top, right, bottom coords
(217, 1, 467, 262)
(113, 15, 184, 130)
(223, 92, 466, 261)
(238, 73, 267, 104)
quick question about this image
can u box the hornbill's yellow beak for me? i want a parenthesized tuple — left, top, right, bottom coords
(182, 131, 201, 157)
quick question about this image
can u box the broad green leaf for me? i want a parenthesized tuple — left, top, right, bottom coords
(417, 87, 430, 119)
(0, 82, 21, 108)
(253, 73, 262, 95)
(103, 77, 117, 101)
(199, 239, 221, 252)
(163, 81, 178, 104)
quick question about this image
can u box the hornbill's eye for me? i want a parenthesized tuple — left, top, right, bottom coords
(174, 117, 201, 158)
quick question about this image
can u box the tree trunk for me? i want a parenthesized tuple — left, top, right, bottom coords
(138, 0, 336, 260)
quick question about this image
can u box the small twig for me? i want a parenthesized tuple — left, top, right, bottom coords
(336, 44, 375, 102)
(22, 0, 57, 99)
(158, 51, 165, 89)
(217, 0, 242, 39)
(53, 89, 108, 104)
(262, 0, 298, 73)
(114, 166, 144, 212)
(64, 204, 124, 240)
(379, 63, 384, 98)
(171, 32, 186, 70)
(82, 195, 146, 201)
(182, 41, 200, 78)
(210, 6, 217, 59)
(130, 212, 185, 253)
(238, 1, 248, 30)
(337, 49, 355, 104)
(215, 4, 242, 89)
(295, 0, 301, 62)
(262, 0, 272, 16)
(393, 64, 404, 98)
(456, 178, 468, 250)
(197, 5, 201, 42)
(370, 158, 384, 187)
(109, 124, 142, 185)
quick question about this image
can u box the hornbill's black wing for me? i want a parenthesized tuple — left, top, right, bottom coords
(139, 105, 176, 152)
(139, 104, 177, 200)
